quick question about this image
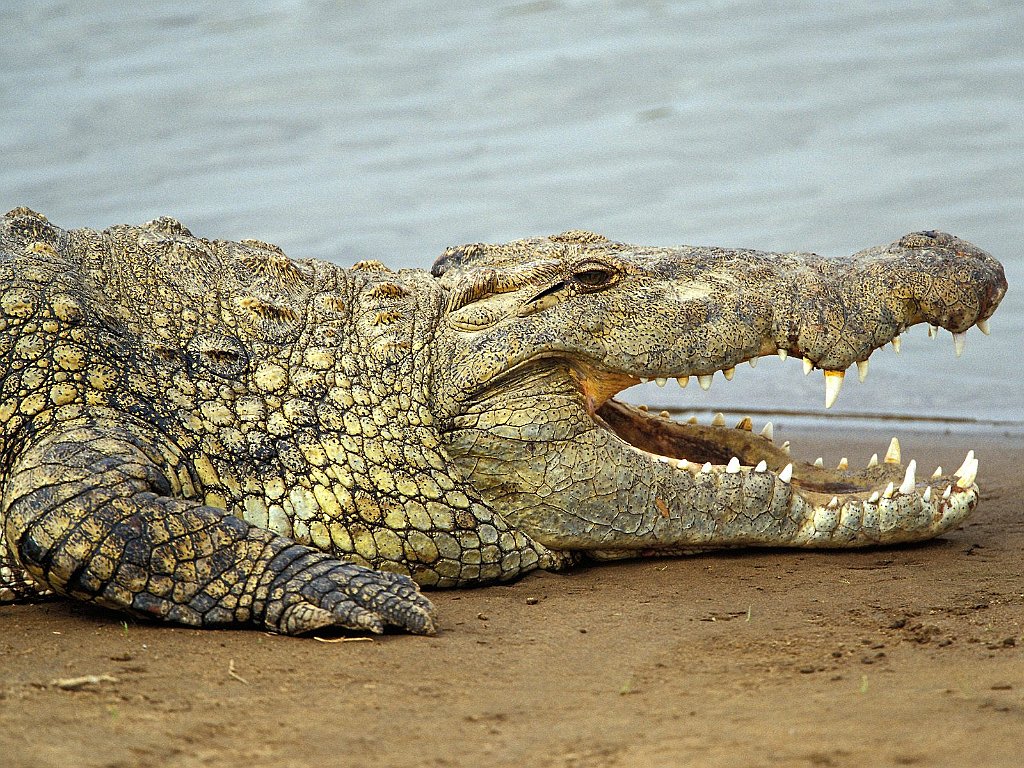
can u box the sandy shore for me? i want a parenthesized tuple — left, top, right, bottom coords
(1, 428, 1021, 768)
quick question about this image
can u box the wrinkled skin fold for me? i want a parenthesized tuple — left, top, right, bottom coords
(0, 211, 1007, 635)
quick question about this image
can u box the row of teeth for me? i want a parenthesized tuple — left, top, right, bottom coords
(652, 448, 979, 505)
(638, 408, 980, 503)
(640, 319, 991, 409)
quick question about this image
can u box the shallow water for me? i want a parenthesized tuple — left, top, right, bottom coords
(1, 0, 1021, 428)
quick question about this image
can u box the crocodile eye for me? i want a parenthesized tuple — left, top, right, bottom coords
(572, 265, 618, 291)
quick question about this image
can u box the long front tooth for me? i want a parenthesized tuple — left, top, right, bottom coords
(856, 359, 869, 383)
(655, 377, 667, 387)
(824, 369, 845, 408)
(778, 463, 793, 483)
(760, 421, 774, 441)
(777, 349, 788, 361)
(712, 412, 726, 426)
(956, 458, 978, 488)
(697, 374, 713, 390)
(892, 335, 902, 353)
(898, 459, 917, 494)
(954, 450, 976, 477)
(977, 318, 991, 335)
(802, 356, 814, 375)
(922, 486, 931, 502)
(676, 376, 689, 388)
(884, 437, 901, 464)
(726, 456, 741, 473)
(723, 367, 735, 381)
(952, 331, 967, 358)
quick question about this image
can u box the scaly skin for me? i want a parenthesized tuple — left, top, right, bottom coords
(0, 210, 1007, 635)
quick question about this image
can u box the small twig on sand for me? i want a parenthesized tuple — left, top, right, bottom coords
(50, 674, 118, 690)
(313, 636, 374, 644)
(227, 659, 249, 685)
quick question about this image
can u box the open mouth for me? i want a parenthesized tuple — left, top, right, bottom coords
(569, 345, 981, 546)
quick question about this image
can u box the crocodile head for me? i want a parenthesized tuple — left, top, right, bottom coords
(431, 230, 1007, 554)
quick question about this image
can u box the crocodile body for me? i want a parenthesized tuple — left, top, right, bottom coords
(0, 208, 1006, 634)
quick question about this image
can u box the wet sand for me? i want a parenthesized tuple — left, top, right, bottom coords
(2, 428, 1021, 768)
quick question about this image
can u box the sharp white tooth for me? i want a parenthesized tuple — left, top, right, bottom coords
(868, 453, 879, 468)
(952, 331, 967, 358)
(735, 416, 753, 431)
(977, 318, 990, 335)
(781, 441, 791, 455)
(868, 491, 880, 503)
(837, 457, 848, 470)
(882, 482, 895, 499)
(802, 356, 814, 375)
(931, 466, 942, 479)
(748, 357, 758, 368)
(677, 458, 690, 470)
(655, 377, 667, 387)
(641, 377, 650, 384)
(687, 416, 698, 424)
(676, 376, 689, 388)
(659, 410, 670, 418)
(898, 459, 917, 495)
(824, 369, 845, 409)
(813, 457, 824, 468)
(726, 456, 741, 473)
(953, 450, 976, 477)
(928, 324, 937, 338)
(892, 335, 901, 353)
(777, 349, 788, 361)
(884, 437, 901, 464)
(778, 463, 793, 483)
(856, 359, 869, 383)
(956, 458, 978, 488)
(760, 422, 774, 441)
(723, 367, 735, 381)
(658, 455, 671, 463)
(712, 412, 726, 426)
(922, 486, 931, 502)
(754, 460, 768, 472)
(701, 462, 713, 474)
(638, 404, 649, 411)
(827, 496, 839, 509)
(698, 374, 713, 390)
(942, 485, 952, 500)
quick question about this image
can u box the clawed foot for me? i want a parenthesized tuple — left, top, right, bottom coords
(264, 553, 435, 636)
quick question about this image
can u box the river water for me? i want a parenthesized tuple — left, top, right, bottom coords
(1, 0, 1021, 431)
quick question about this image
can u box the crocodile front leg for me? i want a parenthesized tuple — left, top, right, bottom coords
(1, 421, 435, 635)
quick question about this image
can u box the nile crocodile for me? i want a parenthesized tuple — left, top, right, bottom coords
(0, 208, 1007, 636)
